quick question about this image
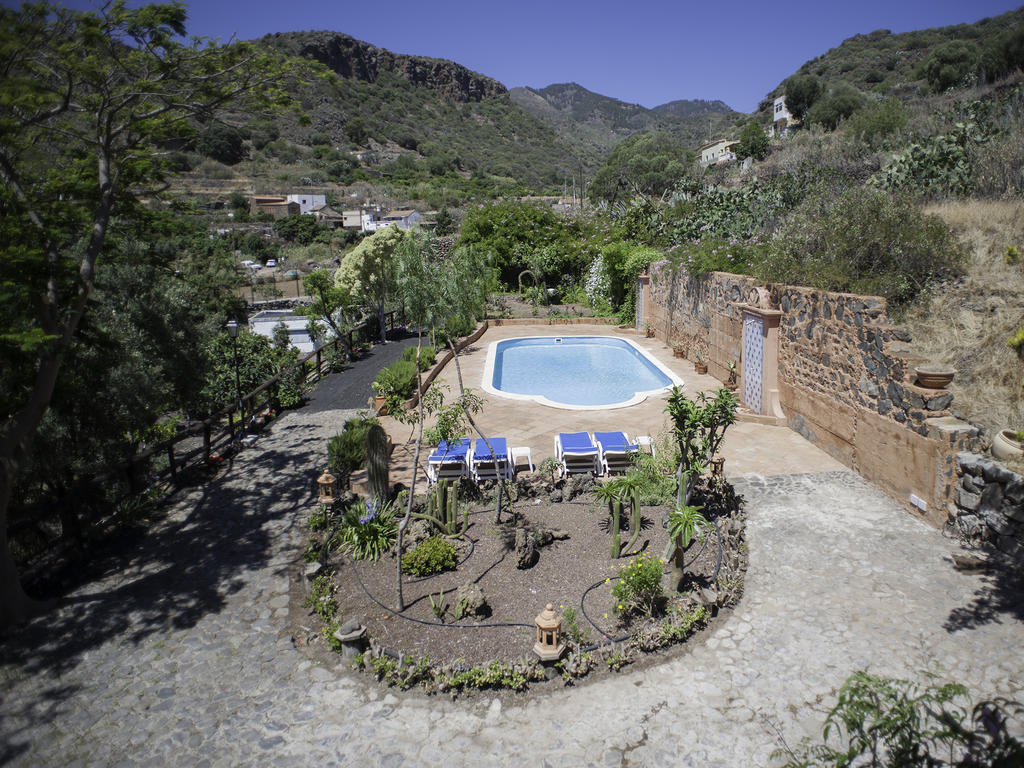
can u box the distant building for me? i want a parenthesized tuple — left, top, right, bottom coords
(311, 204, 344, 228)
(249, 196, 300, 219)
(342, 206, 381, 231)
(363, 208, 423, 232)
(285, 193, 327, 216)
(699, 139, 740, 167)
(768, 95, 796, 137)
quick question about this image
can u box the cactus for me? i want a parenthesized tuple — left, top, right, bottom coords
(621, 485, 643, 556)
(365, 424, 390, 505)
(413, 478, 467, 535)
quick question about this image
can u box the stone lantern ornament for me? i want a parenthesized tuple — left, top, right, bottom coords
(316, 468, 338, 505)
(533, 603, 566, 661)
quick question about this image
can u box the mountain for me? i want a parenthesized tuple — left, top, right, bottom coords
(510, 82, 739, 156)
(652, 99, 734, 118)
(256, 32, 591, 188)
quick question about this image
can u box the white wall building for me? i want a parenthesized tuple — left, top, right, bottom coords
(285, 194, 327, 216)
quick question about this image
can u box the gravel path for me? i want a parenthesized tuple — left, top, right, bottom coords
(2, 398, 1021, 767)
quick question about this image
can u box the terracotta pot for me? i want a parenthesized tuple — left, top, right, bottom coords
(374, 395, 388, 416)
(991, 429, 1024, 461)
(695, 363, 708, 375)
(915, 367, 955, 389)
(673, 347, 685, 358)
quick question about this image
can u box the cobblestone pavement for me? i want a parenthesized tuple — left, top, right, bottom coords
(2, 404, 1022, 767)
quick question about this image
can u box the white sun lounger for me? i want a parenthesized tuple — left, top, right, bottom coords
(554, 431, 599, 477)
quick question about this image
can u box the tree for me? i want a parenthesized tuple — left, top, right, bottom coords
(345, 115, 368, 145)
(589, 132, 692, 205)
(334, 226, 407, 343)
(922, 40, 981, 92)
(0, 1, 289, 628)
(196, 121, 246, 165)
(806, 82, 866, 130)
(273, 213, 328, 244)
(783, 75, 822, 121)
(736, 121, 769, 161)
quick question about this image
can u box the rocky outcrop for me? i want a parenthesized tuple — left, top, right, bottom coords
(268, 31, 506, 103)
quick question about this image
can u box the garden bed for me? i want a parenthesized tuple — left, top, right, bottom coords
(291, 475, 747, 693)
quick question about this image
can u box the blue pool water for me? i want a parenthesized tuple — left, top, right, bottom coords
(489, 336, 676, 407)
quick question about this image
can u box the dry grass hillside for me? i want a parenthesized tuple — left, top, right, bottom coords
(905, 200, 1024, 452)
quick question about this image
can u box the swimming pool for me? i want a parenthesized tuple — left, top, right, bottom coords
(482, 336, 684, 410)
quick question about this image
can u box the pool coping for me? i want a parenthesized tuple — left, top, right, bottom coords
(481, 333, 685, 411)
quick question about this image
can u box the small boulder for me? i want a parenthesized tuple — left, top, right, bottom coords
(514, 527, 537, 569)
(454, 582, 490, 619)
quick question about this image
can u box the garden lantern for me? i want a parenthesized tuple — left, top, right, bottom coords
(533, 603, 566, 661)
(316, 468, 338, 505)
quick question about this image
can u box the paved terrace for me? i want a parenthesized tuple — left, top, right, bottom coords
(382, 324, 846, 488)
(1, 324, 1021, 767)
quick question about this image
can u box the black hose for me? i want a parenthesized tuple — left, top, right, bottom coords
(345, 555, 533, 630)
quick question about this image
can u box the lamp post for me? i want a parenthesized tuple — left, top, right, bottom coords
(226, 319, 242, 423)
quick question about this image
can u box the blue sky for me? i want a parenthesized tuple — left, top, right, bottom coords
(41, 0, 1024, 112)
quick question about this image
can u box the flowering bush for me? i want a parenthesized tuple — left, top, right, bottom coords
(610, 552, 665, 619)
(340, 499, 397, 561)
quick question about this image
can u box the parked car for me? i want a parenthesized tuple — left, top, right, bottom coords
(265, 259, 277, 268)
(240, 259, 255, 267)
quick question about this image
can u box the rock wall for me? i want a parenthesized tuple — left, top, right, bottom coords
(645, 264, 982, 527)
(951, 453, 1024, 561)
(273, 31, 507, 103)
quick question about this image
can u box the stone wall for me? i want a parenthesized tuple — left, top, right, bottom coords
(644, 264, 981, 527)
(950, 453, 1024, 562)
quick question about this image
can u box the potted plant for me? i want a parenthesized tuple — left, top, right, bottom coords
(725, 360, 738, 391)
(672, 341, 686, 359)
(693, 352, 708, 375)
(992, 429, 1024, 462)
(643, 321, 654, 338)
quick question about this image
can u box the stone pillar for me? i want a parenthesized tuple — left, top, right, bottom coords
(637, 274, 650, 333)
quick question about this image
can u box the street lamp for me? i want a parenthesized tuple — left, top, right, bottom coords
(226, 319, 242, 421)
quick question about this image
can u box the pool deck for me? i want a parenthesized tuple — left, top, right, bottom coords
(379, 323, 845, 489)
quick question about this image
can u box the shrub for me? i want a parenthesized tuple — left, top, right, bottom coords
(611, 552, 665, 619)
(402, 536, 456, 576)
(402, 345, 436, 371)
(339, 499, 397, 561)
(757, 187, 966, 308)
(327, 416, 379, 480)
(372, 359, 418, 401)
(776, 671, 1024, 767)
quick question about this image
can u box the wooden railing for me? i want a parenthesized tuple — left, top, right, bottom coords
(132, 310, 400, 489)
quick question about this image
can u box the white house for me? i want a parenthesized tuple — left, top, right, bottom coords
(768, 95, 795, 137)
(285, 194, 327, 216)
(363, 208, 423, 232)
(699, 139, 740, 168)
(342, 206, 381, 230)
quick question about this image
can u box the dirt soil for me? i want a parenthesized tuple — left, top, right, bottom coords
(491, 292, 599, 320)
(293, 490, 726, 668)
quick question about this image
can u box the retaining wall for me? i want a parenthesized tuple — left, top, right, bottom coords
(950, 454, 1024, 560)
(644, 264, 981, 527)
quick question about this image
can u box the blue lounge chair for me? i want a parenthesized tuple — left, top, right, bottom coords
(470, 437, 512, 482)
(594, 431, 640, 475)
(554, 432, 599, 477)
(426, 438, 471, 484)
